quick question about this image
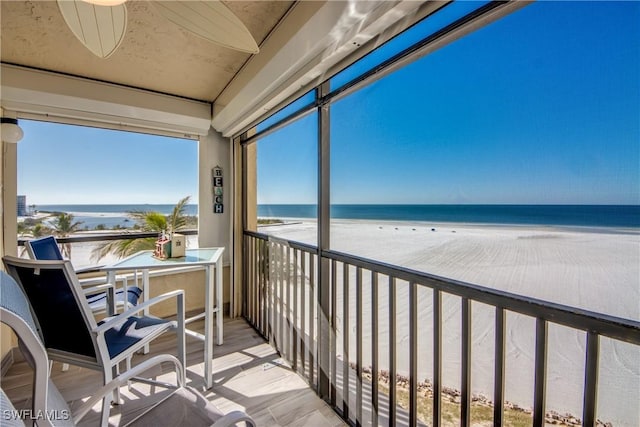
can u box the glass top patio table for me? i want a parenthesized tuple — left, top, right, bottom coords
(103, 247, 225, 389)
(102, 248, 223, 270)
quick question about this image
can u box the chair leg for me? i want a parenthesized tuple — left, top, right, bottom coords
(177, 293, 186, 382)
(112, 364, 121, 405)
(127, 356, 133, 391)
(100, 397, 110, 427)
(101, 369, 113, 427)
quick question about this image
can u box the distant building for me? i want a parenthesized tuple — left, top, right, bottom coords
(17, 195, 27, 216)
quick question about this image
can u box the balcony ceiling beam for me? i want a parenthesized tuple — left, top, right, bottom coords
(212, 0, 445, 138)
(1, 64, 212, 138)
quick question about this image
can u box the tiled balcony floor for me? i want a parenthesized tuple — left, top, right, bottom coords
(1, 316, 346, 426)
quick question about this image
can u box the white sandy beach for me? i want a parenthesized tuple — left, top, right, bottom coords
(260, 219, 640, 426)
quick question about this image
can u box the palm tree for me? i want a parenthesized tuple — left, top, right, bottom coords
(31, 223, 51, 238)
(18, 221, 52, 257)
(17, 221, 29, 237)
(92, 196, 191, 261)
(51, 213, 84, 258)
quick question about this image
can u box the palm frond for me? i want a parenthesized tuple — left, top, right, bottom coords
(126, 210, 161, 231)
(146, 212, 168, 231)
(92, 237, 158, 261)
(168, 196, 190, 232)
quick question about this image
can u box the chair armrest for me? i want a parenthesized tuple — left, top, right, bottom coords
(211, 411, 257, 427)
(75, 265, 105, 275)
(80, 282, 115, 295)
(93, 290, 185, 334)
(72, 354, 184, 423)
(76, 277, 109, 287)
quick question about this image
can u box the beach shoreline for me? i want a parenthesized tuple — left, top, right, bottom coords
(258, 215, 640, 235)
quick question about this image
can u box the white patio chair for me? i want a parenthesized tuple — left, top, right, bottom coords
(2, 257, 186, 427)
(0, 270, 255, 427)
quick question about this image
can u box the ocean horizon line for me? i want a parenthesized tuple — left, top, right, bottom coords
(31, 203, 640, 229)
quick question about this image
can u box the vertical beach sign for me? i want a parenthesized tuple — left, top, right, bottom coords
(213, 166, 223, 213)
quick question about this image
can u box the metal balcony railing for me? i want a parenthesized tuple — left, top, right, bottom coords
(242, 230, 640, 427)
(17, 230, 199, 277)
(18, 230, 198, 247)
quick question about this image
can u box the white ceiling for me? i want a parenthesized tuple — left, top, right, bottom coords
(0, 1, 293, 102)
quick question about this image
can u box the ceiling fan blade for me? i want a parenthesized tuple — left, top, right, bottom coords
(153, 1, 259, 54)
(57, 0, 127, 58)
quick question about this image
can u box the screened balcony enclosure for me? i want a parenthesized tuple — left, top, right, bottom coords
(2, 1, 639, 427)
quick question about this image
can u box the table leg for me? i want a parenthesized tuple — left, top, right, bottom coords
(216, 258, 223, 345)
(143, 269, 150, 354)
(106, 271, 116, 316)
(205, 265, 214, 388)
(121, 276, 128, 314)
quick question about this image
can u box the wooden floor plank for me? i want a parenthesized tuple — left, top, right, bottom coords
(1, 316, 345, 427)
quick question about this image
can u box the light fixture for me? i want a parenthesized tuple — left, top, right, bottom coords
(1, 117, 24, 144)
(82, 0, 126, 5)
(58, 0, 127, 58)
(60, 0, 258, 58)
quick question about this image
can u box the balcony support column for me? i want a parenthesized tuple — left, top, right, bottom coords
(1, 127, 18, 258)
(317, 81, 331, 400)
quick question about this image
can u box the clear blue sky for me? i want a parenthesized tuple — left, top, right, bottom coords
(18, 1, 639, 206)
(18, 123, 198, 204)
(258, 0, 640, 205)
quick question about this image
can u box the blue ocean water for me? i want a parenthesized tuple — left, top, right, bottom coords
(258, 204, 640, 228)
(38, 204, 198, 215)
(36, 204, 198, 230)
(33, 204, 639, 229)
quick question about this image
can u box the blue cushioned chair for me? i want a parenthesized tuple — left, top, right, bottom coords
(2, 256, 187, 427)
(26, 235, 142, 314)
(0, 270, 255, 427)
